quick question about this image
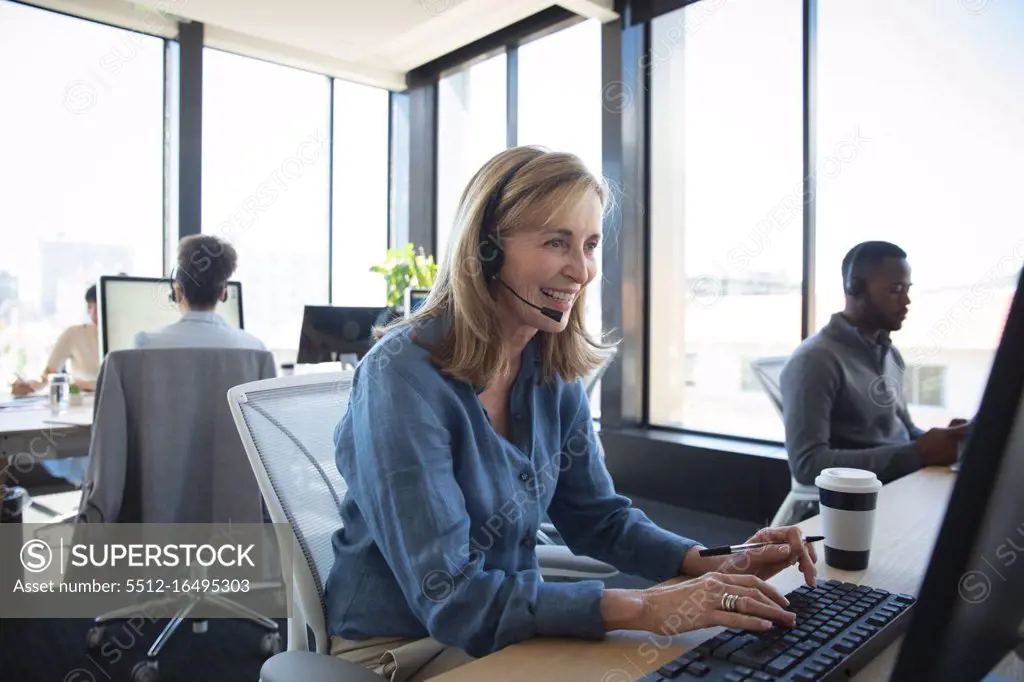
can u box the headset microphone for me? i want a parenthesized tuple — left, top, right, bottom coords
(480, 155, 565, 325)
(498, 279, 564, 323)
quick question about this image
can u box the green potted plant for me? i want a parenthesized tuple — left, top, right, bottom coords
(68, 384, 84, 406)
(369, 243, 437, 324)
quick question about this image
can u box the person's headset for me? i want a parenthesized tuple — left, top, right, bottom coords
(478, 158, 533, 284)
(167, 266, 227, 304)
(477, 156, 564, 323)
(843, 242, 869, 297)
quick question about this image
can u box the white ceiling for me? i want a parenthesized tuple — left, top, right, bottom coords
(24, 0, 617, 90)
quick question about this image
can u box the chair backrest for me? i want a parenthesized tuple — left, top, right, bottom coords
(750, 356, 789, 418)
(80, 347, 276, 524)
(226, 371, 353, 653)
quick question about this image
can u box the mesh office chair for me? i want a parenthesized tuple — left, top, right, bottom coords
(226, 372, 616, 681)
(749, 356, 819, 527)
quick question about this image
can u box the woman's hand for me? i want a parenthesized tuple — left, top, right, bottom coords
(682, 526, 818, 587)
(602, 572, 798, 635)
(718, 526, 818, 586)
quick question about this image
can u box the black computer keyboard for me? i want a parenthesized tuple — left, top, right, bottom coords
(639, 579, 916, 682)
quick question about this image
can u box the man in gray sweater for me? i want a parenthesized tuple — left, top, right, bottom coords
(780, 241, 969, 487)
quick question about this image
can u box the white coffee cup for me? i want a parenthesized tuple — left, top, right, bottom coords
(815, 468, 883, 571)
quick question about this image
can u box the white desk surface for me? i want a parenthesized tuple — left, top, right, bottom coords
(436, 467, 1023, 682)
(0, 398, 94, 435)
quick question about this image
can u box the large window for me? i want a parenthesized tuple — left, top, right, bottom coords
(649, 0, 803, 440)
(0, 1, 165, 383)
(436, 53, 507, 264)
(519, 19, 605, 414)
(814, 0, 1024, 429)
(331, 79, 390, 306)
(202, 49, 331, 357)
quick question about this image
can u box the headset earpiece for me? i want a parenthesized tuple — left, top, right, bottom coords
(479, 158, 532, 283)
(844, 243, 867, 297)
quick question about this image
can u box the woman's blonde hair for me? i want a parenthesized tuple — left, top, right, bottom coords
(379, 145, 616, 388)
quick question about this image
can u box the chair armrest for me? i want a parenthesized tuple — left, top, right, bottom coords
(260, 651, 382, 682)
(536, 545, 618, 580)
(539, 522, 558, 535)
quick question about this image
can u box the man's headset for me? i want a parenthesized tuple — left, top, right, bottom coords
(478, 158, 563, 323)
(843, 242, 868, 297)
(167, 267, 227, 304)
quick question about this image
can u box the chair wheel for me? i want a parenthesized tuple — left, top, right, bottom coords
(260, 632, 282, 657)
(131, 660, 159, 682)
(86, 626, 105, 650)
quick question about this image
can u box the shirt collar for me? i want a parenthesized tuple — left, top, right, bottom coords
(827, 312, 892, 350)
(182, 311, 229, 326)
(417, 314, 541, 393)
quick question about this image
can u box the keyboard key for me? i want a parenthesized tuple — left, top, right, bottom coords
(715, 635, 760, 660)
(657, 659, 685, 677)
(704, 633, 736, 654)
(867, 616, 887, 627)
(734, 666, 755, 676)
(806, 662, 828, 674)
(894, 593, 916, 605)
(819, 652, 842, 665)
(723, 674, 746, 682)
(796, 641, 819, 655)
(766, 654, 798, 675)
(751, 672, 775, 682)
(793, 672, 818, 682)
(833, 637, 859, 654)
(730, 649, 776, 670)
(683, 662, 710, 678)
(839, 582, 858, 591)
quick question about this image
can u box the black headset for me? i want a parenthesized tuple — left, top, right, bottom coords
(167, 266, 227, 304)
(479, 158, 533, 283)
(167, 267, 182, 304)
(843, 242, 868, 297)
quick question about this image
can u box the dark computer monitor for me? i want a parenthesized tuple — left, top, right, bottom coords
(404, 288, 430, 318)
(296, 305, 387, 364)
(890, 268, 1024, 682)
(98, 275, 244, 356)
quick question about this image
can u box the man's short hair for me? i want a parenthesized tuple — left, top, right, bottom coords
(85, 285, 97, 303)
(176, 235, 238, 307)
(842, 241, 907, 290)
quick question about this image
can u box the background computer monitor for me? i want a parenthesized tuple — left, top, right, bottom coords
(296, 305, 386, 364)
(891, 268, 1024, 682)
(98, 275, 244, 356)
(405, 288, 430, 318)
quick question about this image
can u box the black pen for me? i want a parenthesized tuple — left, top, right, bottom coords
(698, 535, 825, 558)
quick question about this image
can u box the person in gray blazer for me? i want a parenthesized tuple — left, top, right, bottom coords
(780, 240, 970, 488)
(133, 235, 267, 351)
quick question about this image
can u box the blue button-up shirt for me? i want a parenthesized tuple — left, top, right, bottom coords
(325, 317, 699, 657)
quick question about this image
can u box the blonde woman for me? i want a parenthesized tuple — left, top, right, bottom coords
(325, 147, 817, 681)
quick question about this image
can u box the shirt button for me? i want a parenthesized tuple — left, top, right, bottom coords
(514, 412, 523, 422)
(519, 471, 530, 482)
(522, 536, 536, 549)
